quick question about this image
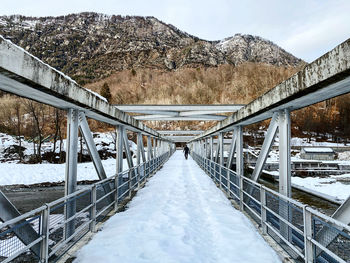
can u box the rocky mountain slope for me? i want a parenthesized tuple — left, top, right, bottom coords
(0, 12, 302, 84)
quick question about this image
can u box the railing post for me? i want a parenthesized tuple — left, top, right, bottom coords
(236, 126, 244, 211)
(137, 132, 142, 189)
(40, 205, 49, 263)
(90, 185, 97, 233)
(239, 175, 244, 211)
(219, 132, 224, 190)
(303, 206, 314, 263)
(114, 175, 119, 212)
(260, 186, 267, 235)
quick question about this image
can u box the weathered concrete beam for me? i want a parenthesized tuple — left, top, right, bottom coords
(115, 104, 245, 111)
(193, 38, 350, 139)
(0, 36, 159, 137)
(134, 114, 226, 121)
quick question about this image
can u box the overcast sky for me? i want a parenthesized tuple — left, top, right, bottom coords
(1, 0, 349, 62)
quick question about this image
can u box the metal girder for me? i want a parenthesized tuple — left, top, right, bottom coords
(0, 191, 40, 257)
(210, 137, 214, 161)
(315, 194, 350, 257)
(157, 130, 204, 135)
(215, 136, 220, 164)
(163, 135, 196, 143)
(251, 112, 279, 182)
(137, 133, 146, 163)
(236, 126, 243, 177)
(147, 136, 153, 161)
(134, 115, 226, 121)
(279, 110, 291, 198)
(219, 133, 224, 167)
(226, 129, 237, 169)
(205, 138, 209, 159)
(115, 104, 243, 122)
(192, 38, 350, 140)
(0, 36, 160, 138)
(64, 109, 79, 239)
(78, 112, 113, 202)
(78, 112, 107, 180)
(116, 126, 123, 173)
(278, 109, 292, 241)
(122, 128, 134, 169)
(115, 104, 245, 111)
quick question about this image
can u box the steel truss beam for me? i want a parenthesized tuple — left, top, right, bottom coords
(115, 104, 244, 122)
(157, 130, 203, 135)
(78, 112, 113, 202)
(0, 191, 41, 257)
(226, 129, 237, 169)
(251, 112, 279, 181)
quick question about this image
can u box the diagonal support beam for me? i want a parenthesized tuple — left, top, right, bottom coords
(78, 112, 112, 202)
(122, 128, 134, 169)
(0, 191, 41, 257)
(315, 194, 350, 257)
(78, 112, 107, 180)
(215, 136, 220, 163)
(251, 112, 279, 182)
(226, 129, 237, 169)
(147, 136, 153, 161)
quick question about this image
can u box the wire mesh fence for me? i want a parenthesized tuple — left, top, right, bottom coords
(191, 152, 350, 263)
(0, 152, 170, 263)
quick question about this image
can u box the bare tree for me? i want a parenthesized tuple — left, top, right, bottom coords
(24, 100, 46, 163)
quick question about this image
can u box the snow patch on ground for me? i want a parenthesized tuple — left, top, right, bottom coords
(292, 174, 350, 201)
(74, 151, 281, 263)
(0, 158, 135, 186)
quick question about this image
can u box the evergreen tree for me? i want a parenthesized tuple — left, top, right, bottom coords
(100, 82, 112, 103)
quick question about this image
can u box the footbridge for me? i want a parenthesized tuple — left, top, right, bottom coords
(0, 35, 350, 262)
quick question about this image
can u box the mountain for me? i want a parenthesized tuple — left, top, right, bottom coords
(0, 12, 302, 85)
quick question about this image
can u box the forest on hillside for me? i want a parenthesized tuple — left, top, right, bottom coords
(0, 62, 350, 163)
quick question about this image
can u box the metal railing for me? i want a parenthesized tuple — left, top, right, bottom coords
(0, 152, 170, 263)
(192, 152, 350, 263)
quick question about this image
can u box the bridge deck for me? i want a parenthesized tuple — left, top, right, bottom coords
(74, 151, 280, 263)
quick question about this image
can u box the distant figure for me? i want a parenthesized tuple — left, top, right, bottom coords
(183, 145, 190, 160)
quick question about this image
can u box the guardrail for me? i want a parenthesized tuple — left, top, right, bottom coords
(0, 152, 170, 263)
(191, 152, 350, 263)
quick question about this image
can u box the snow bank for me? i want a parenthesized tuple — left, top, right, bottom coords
(292, 174, 350, 201)
(0, 158, 135, 185)
(74, 151, 280, 263)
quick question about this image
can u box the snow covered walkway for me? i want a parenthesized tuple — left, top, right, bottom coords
(74, 151, 281, 263)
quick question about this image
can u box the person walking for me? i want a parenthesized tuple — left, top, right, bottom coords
(183, 145, 190, 160)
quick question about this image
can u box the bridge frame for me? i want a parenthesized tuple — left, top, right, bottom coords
(190, 38, 350, 262)
(0, 35, 175, 261)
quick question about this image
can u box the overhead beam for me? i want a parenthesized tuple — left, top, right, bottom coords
(192, 38, 350, 140)
(157, 130, 204, 135)
(134, 115, 227, 121)
(163, 135, 196, 142)
(115, 104, 245, 111)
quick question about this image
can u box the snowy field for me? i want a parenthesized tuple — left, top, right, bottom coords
(0, 158, 134, 185)
(74, 151, 280, 263)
